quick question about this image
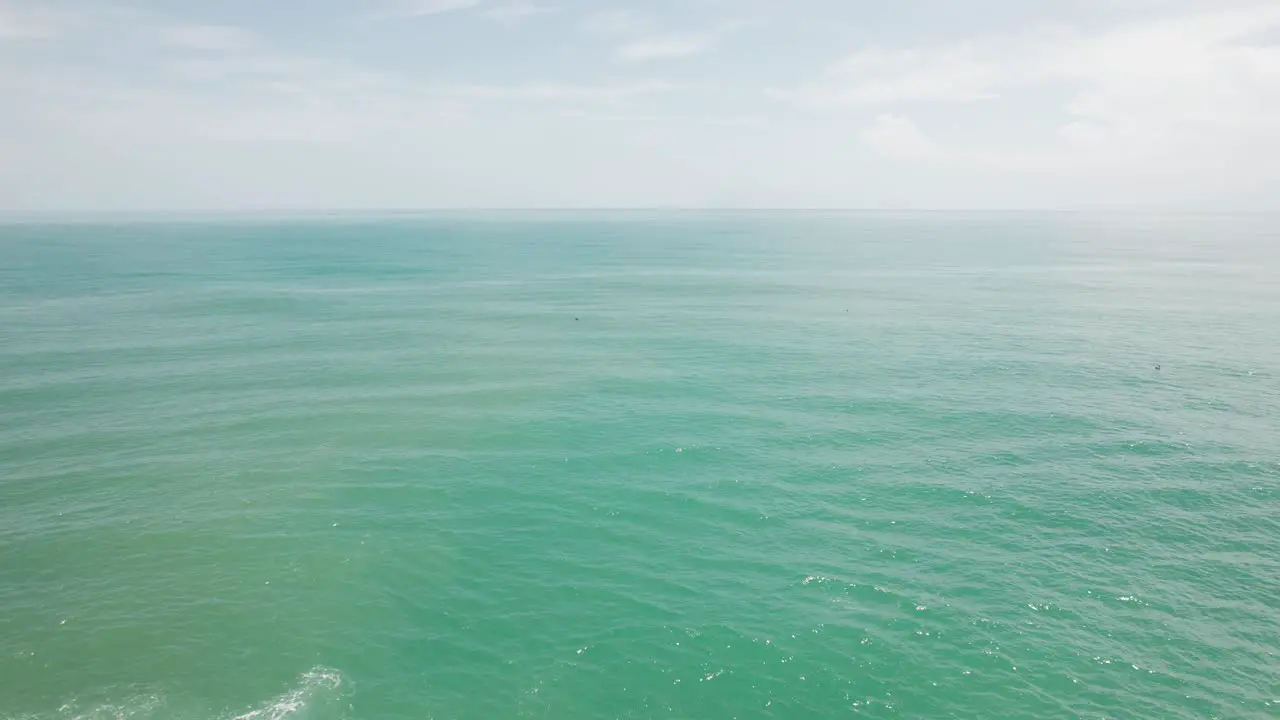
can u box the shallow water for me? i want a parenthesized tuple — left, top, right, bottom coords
(1, 212, 1278, 719)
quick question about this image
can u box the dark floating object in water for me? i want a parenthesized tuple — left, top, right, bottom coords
(1155, 364, 1161, 371)
(575, 317, 579, 321)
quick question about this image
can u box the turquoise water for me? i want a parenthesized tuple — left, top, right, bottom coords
(1, 212, 1277, 719)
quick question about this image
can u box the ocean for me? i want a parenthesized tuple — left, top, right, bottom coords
(1, 212, 1277, 719)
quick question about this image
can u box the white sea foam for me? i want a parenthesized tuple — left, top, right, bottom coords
(7, 694, 164, 720)
(229, 668, 343, 720)
(7, 669, 343, 720)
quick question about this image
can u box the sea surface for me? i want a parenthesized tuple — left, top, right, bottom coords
(1, 212, 1277, 719)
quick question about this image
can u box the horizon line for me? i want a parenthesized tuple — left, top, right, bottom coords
(4, 206, 1278, 222)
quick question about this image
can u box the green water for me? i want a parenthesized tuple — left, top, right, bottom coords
(1, 213, 1277, 719)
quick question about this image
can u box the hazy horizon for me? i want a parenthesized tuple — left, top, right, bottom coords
(3, 0, 1279, 212)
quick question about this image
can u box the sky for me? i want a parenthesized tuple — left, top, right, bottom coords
(1, 0, 1279, 211)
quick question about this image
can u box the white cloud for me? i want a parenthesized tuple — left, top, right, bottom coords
(581, 10, 650, 38)
(861, 113, 935, 158)
(793, 5, 1280, 107)
(0, 1, 685, 149)
(4, 0, 1278, 210)
(0, 3, 66, 40)
(440, 79, 681, 103)
(796, 44, 1017, 106)
(790, 4, 1280, 173)
(161, 24, 255, 52)
(398, 0, 482, 17)
(617, 36, 709, 61)
(481, 1, 555, 24)
(582, 9, 724, 62)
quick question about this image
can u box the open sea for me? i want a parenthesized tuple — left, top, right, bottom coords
(0, 212, 1277, 719)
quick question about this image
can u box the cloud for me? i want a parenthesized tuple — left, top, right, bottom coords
(787, 4, 1280, 172)
(791, 6, 1280, 107)
(397, 0, 482, 17)
(5, 0, 1277, 210)
(582, 9, 727, 62)
(581, 10, 650, 38)
(860, 113, 935, 158)
(160, 24, 254, 52)
(481, 1, 555, 24)
(0, 0, 686, 149)
(0, 3, 66, 40)
(617, 36, 709, 61)
(449, 79, 679, 101)
(795, 44, 1014, 106)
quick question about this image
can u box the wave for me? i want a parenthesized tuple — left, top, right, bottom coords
(229, 668, 343, 720)
(7, 668, 344, 720)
